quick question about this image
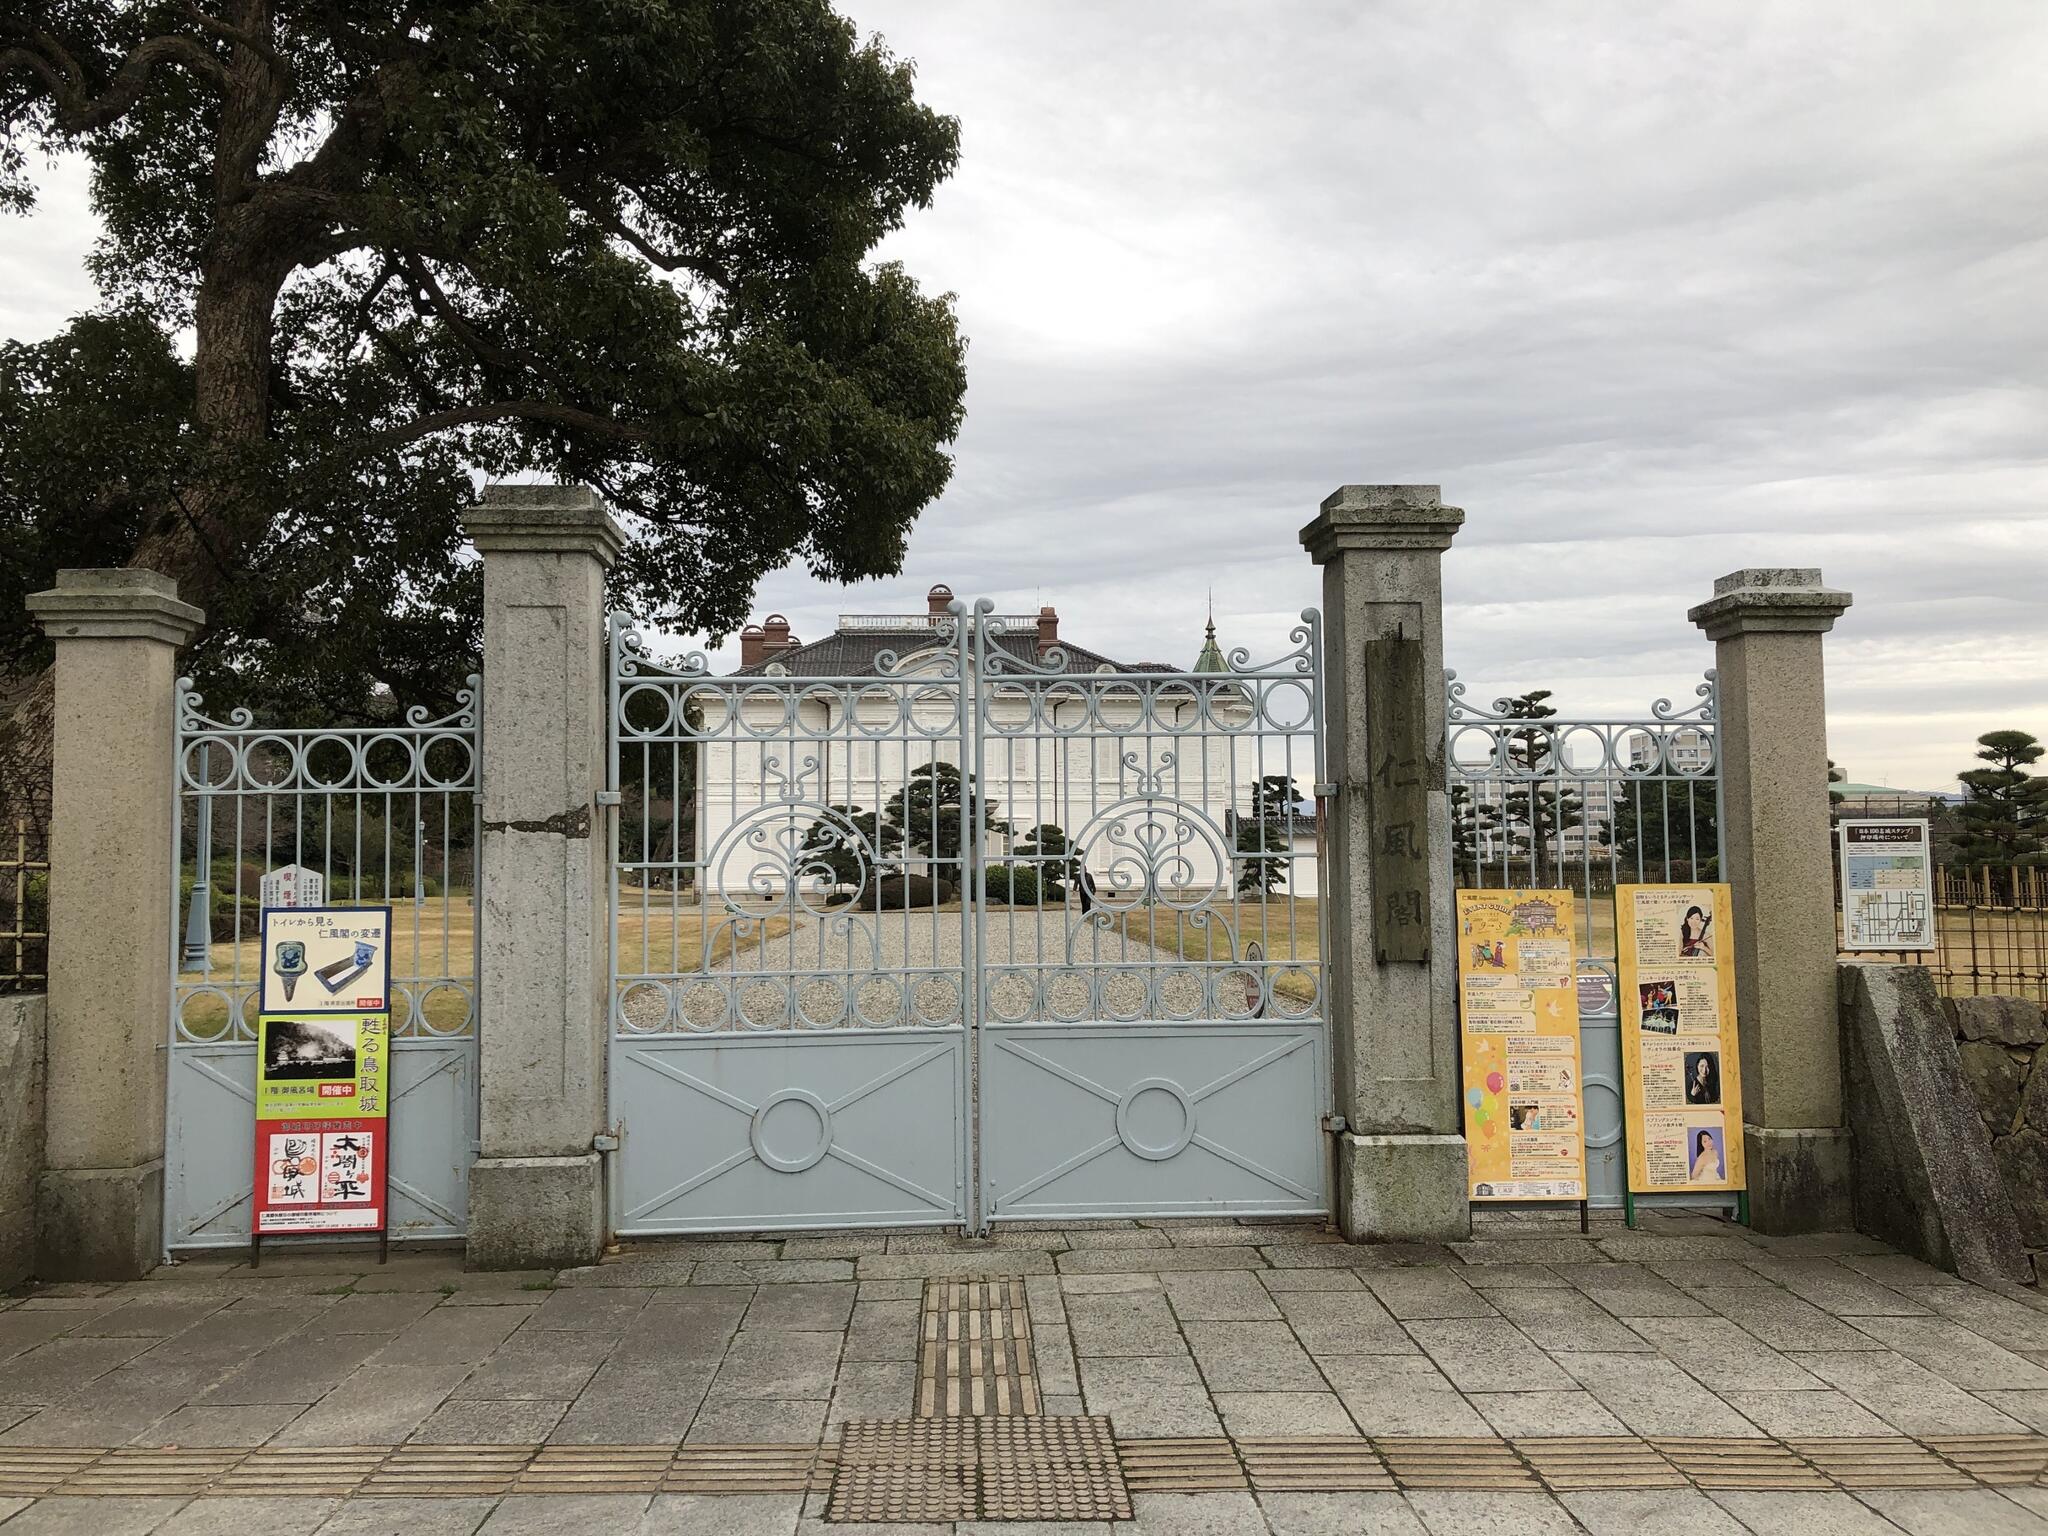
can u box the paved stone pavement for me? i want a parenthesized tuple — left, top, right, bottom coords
(4, 1211, 2048, 1531)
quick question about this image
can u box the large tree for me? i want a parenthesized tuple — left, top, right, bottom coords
(0, 1, 968, 773)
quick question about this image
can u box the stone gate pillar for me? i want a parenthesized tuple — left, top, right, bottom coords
(26, 570, 204, 1278)
(463, 485, 622, 1269)
(1689, 569, 1853, 1233)
(1301, 486, 1469, 1241)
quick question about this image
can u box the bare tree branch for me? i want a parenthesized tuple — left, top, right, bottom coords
(363, 400, 655, 452)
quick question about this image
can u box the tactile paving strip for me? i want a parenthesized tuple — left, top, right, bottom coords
(1240, 1436, 1394, 1490)
(1926, 1435, 2048, 1486)
(1516, 1437, 1686, 1490)
(830, 1414, 1130, 1523)
(1790, 1437, 1974, 1490)
(667, 1443, 836, 1494)
(1650, 1437, 1830, 1490)
(918, 1276, 1039, 1417)
(1118, 1437, 1247, 1491)
(4, 1430, 2046, 1499)
(1377, 1436, 1540, 1490)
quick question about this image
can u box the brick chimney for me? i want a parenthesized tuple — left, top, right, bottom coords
(758, 614, 799, 662)
(738, 624, 767, 667)
(927, 583, 954, 624)
(1037, 605, 1059, 656)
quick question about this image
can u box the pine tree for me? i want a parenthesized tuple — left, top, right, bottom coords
(1952, 731, 2048, 868)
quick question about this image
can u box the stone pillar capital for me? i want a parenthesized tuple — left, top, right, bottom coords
(464, 484, 625, 566)
(1300, 486, 1466, 564)
(1688, 568, 1852, 642)
(27, 569, 204, 646)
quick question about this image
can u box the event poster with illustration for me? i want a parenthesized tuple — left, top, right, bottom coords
(1616, 883, 1746, 1193)
(251, 1011, 390, 1235)
(1456, 890, 1587, 1201)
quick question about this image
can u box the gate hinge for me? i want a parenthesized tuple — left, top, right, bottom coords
(592, 1131, 621, 1152)
(596, 790, 623, 807)
(1313, 782, 1337, 798)
(1320, 1113, 1348, 1134)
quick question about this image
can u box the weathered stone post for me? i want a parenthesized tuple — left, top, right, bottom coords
(25, 570, 203, 1278)
(1689, 569, 1854, 1232)
(1302, 486, 1469, 1241)
(463, 485, 622, 1269)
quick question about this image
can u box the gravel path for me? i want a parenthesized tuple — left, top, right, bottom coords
(617, 902, 1243, 1031)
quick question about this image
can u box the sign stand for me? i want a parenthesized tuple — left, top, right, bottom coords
(1615, 883, 1748, 1224)
(1455, 890, 1591, 1221)
(250, 906, 395, 1266)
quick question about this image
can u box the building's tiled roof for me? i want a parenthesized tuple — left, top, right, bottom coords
(732, 626, 1174, 678)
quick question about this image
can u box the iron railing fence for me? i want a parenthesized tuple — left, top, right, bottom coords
(0, 810, 48, 993)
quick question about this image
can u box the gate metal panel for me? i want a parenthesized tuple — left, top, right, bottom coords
(1444, 671, 1721, 1208)
(605, 604, 1330, 1235)
(167, 681, 482, 1249)
(606, 617, 974, 1234)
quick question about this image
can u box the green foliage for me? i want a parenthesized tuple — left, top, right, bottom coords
(1611, 779, 1718, 882)
(797, 803, 901, 893)
(885, 763, 1006, 863)
(1235, 774, 1303, 893)
(1494, 691, 1584, 888)
(1012, 823, 1077, 897)
(982, 864, 1041, 905)
(0, 1, 969, 720)
(1953, 731, 2048, 868)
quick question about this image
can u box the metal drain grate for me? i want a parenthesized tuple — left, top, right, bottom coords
(1118, 1437, 1247, 1492)
(1240, 1437, 1394, 1491)
(1516, 1437, 1686, 1491)
(1377, 1437, 1539, 1490)
(830, 1415, 1130, 1523)
(918, 1277, 1038, 1417)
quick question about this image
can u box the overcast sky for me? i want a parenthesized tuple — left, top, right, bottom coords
(4, 3, 2044, 790)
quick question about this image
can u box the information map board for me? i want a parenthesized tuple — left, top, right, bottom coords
(253, 906, 392, 1238)
(1839, 820, 1935, 951)
(1616, 884, 1745, 1194)
(1456, 890, 1587, 1201)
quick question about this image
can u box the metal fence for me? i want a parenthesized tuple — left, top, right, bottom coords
(1445, 669, 1722, 1207)
(1837, 859, 2048, 1004)
(0, 812, 48, 993)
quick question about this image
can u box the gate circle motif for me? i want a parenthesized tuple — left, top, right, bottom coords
(1115, 1078, 1196, 1162)
(750, 1089, 835, 1174)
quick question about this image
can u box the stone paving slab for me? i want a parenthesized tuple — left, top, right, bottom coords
(6, 1215, 2048, 1529)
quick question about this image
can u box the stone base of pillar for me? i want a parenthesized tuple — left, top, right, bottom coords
(1743, 1124, 1852, 1235)
(1336, 1133, 1471, 1243)
(467, 1154, 604, 1271)
(37, 1161, 163, 1281)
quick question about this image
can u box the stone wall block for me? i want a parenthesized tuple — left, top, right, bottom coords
(1956, 1040, 2029, 1133)
(1952, 995, 2048, 1048)
(0, 995, 46, 1289)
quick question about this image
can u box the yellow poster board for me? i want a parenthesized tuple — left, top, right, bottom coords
(1456, 890, 1587, 1201)
(1616, 883, 1746, 1193)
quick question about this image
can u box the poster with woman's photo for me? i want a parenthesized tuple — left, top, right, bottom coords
(1616, 884, 1745, 1194)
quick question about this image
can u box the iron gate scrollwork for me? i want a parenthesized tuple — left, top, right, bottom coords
(606, 601, 1331, 1236)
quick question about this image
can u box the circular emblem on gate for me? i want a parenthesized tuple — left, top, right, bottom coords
(750, 1089, 834, 1173)
(1114, 1078, 1196, 1162)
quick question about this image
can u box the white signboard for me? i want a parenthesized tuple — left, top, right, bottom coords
(259, 906, 392, 1013)
(259, 864, 326, 909)
(1839, 820, 1935, 951)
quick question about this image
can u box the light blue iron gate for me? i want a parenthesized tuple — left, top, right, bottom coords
(1444, 671, 1722, 1207)
(606, 603, 1330, 1235)
(166, 680, 482, 1249)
